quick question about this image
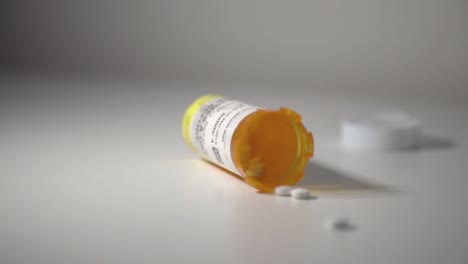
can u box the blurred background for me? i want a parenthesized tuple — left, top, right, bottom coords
(2, 0, 468, 100)
(2, 2, 468, 264)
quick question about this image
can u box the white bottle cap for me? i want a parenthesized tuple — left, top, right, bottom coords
(341, 112, 421, 151)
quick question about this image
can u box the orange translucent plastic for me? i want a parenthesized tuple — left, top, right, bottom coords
(182, 95, 314, 193)
(231, 108, 314, 192)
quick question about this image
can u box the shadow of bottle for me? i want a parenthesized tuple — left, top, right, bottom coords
(298, 161, 397, 195)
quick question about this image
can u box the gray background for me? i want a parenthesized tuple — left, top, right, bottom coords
(2, 0, 468, 99)
(2, 2, 468, 263)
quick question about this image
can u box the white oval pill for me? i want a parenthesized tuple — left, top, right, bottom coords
(274, 185, 293, 196)
(291, 188, 311, 199)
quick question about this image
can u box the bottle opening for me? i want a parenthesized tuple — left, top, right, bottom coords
(232, 108, 314, 191)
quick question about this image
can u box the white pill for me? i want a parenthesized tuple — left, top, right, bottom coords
(274, 185, 293, 196)
(291, 188, 312, 199)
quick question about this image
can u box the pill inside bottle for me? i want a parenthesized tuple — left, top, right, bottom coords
(182, 95, 314, 192)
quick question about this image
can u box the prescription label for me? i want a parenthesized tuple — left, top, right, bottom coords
(186, 96, 259, 176)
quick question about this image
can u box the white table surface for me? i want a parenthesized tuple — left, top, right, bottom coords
(1, 75, 467, 264)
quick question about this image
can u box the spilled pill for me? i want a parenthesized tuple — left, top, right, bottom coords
(291, 188, 312, 199)
(274, 185, 293, 196)
(326, 217, 356, 232)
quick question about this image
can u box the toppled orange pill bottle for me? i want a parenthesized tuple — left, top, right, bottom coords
(182, 95, 314, 192)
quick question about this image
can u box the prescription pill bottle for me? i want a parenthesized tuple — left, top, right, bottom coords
(182, 95, 314, 192)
